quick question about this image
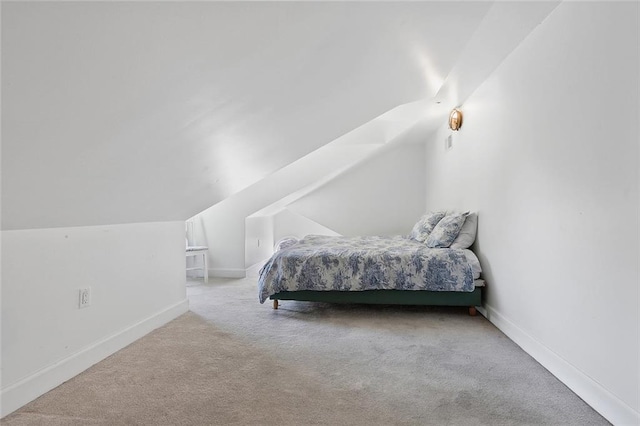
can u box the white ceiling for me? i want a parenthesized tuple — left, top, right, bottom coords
(2, 2, 495, 230)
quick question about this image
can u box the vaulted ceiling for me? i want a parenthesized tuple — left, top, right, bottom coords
(3, 1, 549, 230)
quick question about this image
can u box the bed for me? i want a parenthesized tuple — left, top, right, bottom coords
(258, 211, 484, 315)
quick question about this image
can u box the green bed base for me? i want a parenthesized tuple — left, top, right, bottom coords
(270, 287, 482, 314)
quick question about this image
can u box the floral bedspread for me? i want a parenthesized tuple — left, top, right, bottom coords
(258, 235, 474, 303)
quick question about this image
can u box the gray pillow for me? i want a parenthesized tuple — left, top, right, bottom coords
(426, 212, 469, 248)
(450, 212, 478, 249)
(409, 211, 446, 243)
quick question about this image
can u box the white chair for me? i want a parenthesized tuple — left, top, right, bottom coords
(186, 246, 209, 283)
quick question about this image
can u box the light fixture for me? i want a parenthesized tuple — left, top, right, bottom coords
(448, 108, 463, 131)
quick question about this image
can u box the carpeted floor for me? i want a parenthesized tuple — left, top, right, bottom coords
(4, 275, 608, 425)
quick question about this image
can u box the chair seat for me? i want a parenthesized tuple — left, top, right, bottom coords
(186, 246, 208, 252)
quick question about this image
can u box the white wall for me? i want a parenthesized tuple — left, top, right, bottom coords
(424, 3, 638, 424)
(289, 138, 427, 237)
(244, 216, 274, 268)
(191, 199, 247, 277)
(1, 221, 188, 417)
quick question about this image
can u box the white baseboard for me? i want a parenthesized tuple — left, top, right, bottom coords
(483, 303, 639, 426)
(1, 299, 189, 418)
(476, 305, 488, 318)
(245, 259, 269, 278)
(209, 268, 246, 278)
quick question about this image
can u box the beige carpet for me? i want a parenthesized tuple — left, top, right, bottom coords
(4, 276, 608, 425)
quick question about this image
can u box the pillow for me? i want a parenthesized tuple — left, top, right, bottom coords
(426, 212, 469, 248)
(409, 211, 446, 243)
(450, 212, 478, 249)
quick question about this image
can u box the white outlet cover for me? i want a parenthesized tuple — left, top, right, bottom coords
(79, 288, 91, 308)
(445, 134, 453, 151)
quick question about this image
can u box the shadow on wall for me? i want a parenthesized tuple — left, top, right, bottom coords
(469, 219, 493, 307)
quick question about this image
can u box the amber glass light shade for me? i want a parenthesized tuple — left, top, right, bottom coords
(448, 108, 463, 131)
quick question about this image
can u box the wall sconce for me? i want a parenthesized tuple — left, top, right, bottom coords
(448, 108, 463, 131)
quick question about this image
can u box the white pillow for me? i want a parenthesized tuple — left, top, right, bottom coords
(426, 212, 469, 248)
(450, 212, 478, 249)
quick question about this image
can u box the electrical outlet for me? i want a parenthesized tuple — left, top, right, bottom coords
(79, 288, 91, 309)
(445, 134, 453, 151)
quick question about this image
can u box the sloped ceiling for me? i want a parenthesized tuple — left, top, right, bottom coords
(1, 1, 492, 230)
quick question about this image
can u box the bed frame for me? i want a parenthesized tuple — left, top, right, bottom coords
(270, 287, 482, 316)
